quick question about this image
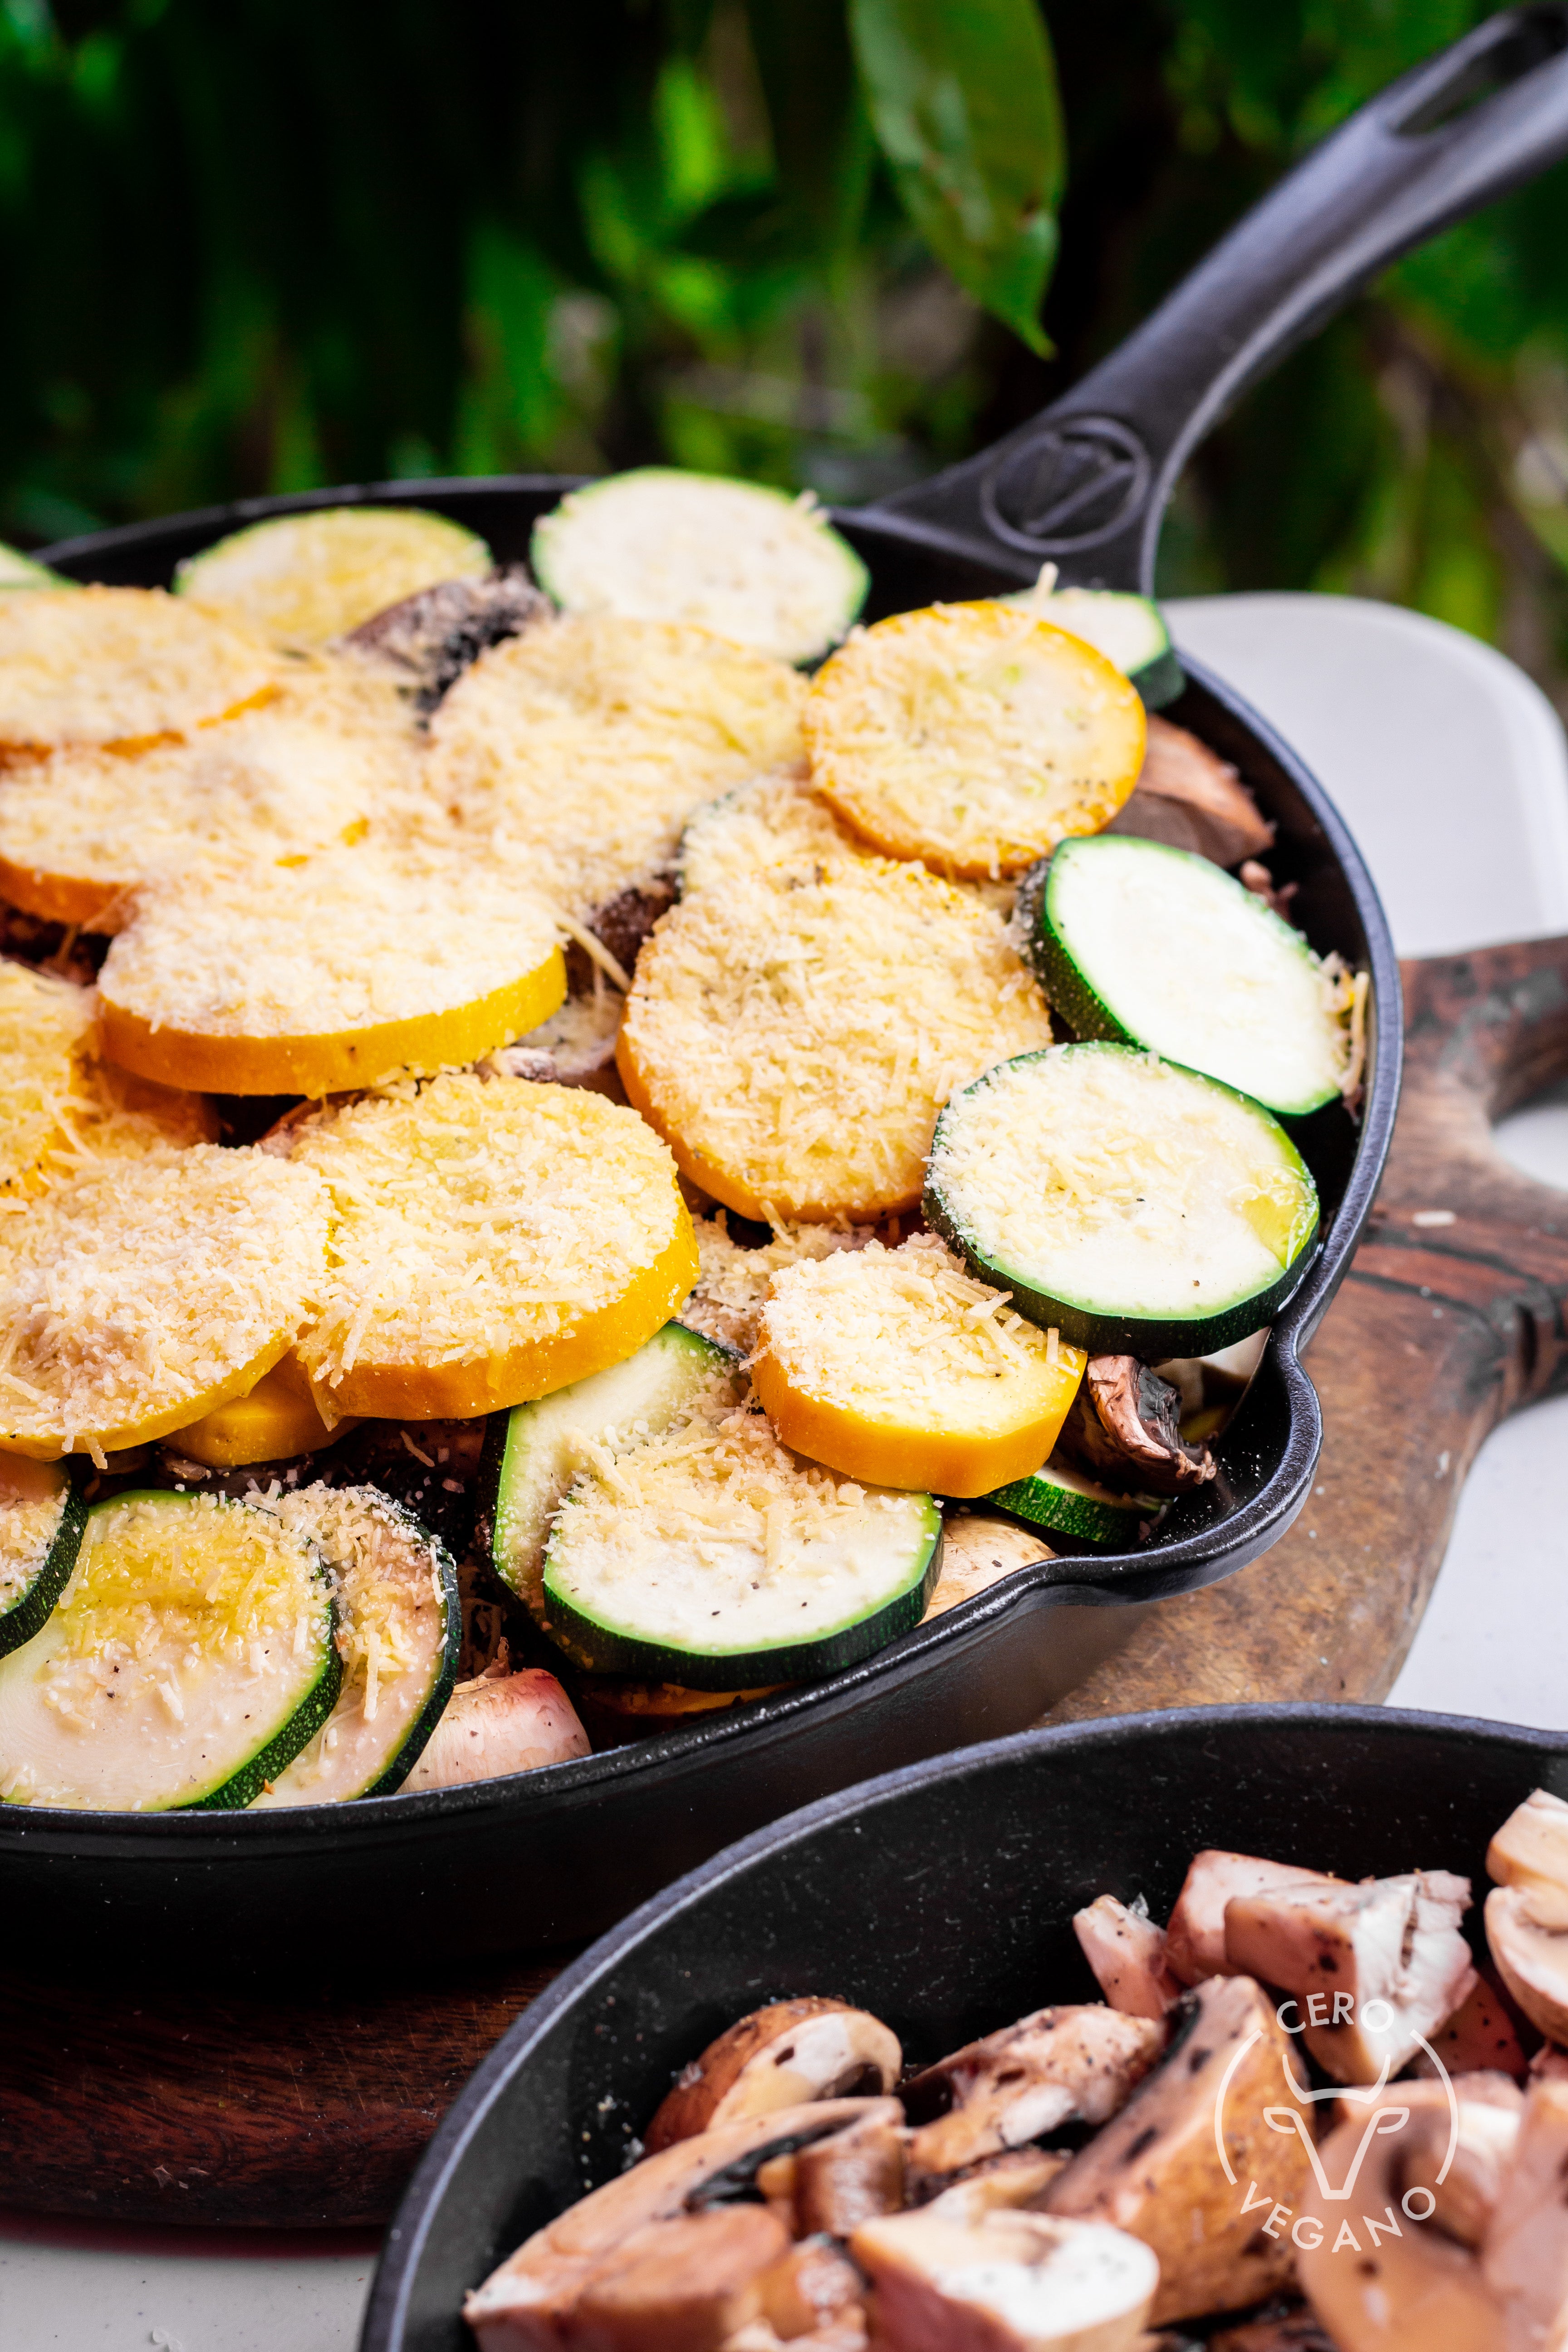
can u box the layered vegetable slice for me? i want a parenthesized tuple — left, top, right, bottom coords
(541, 1402, 941, 1689)
(0, 960, 213, 1199)
(803, 602, 1145, 879)
(174, 505, 491, 646)
(1025, 834, 1357, 1117)
(0, 1490, 340, 1810)
(984, 1460, 1164, 1546)
(0, 1456, 86, 1656)
(289, 1072, 697, 1421)
(426, 613, 806, 921)
(0, 541, 70, 591)
(0, 586, 278, 752)
(0, 1146, 329, 1459)
(926, 1044, 1319, 1357)
(251, 1486, 460, 1805)
(678, 771, 872, 899)
(96, 839, 565, 1096)
(166, 1353, 358, 1470)
(531, 470, 868, 665)
(753, 1236, 1085, 1498)
(1007, 579, 1184, 709)
(617, 856, 1051, 1221)
(484, 1320, 739, 1612)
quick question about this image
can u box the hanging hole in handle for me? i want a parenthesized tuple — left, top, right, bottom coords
(1393, 5, 1568, 137)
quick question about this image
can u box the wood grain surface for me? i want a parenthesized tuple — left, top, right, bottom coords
(6, 936, 1567, 2230)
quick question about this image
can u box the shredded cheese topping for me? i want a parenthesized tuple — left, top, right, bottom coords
(289, 1071, 688, 1385)
(426, 613, 807, 918)
(0, 1146, 330, 1452)
(0, 585, 279, 750)
(177, 506, 490, 647)
(621, 855, 1052, 1219)
(930, 1044, 1317, 1319)
(681, 1211, 878, 1355)
(0, 962, 215, 1193)
(0, 1455, 68, 1608)
(805, 602, 1146, 878)
(680, 767, 875, 897)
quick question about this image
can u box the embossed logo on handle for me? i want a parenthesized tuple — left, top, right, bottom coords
(981, 418, 1151, 555)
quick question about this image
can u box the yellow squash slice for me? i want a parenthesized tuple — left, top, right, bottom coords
(0, 653, 417, 931)
(0, 1146, 329, 1460)
(617, 855, 1052, 1221)
(287, 1071, 697, 1421)
(426, 613, 807, 919)
(0, 960, 214, 1197)
(0, 586, 278, 753)
(96, 838, 565, 1096)
(753, 1235, 1086, 1497)
(165, 1353, 358, 1470)
(804, 601, 1146, 879)
(174, 505, 491, 647)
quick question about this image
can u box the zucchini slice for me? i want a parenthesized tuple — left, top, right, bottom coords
(174, 506, 491, 647)
(531, 470, 869, 666)
(1006, 582, 1184, 710)
(0, 1456, 86, 1656)
(1025, 835, 1355, 1117)
(0, 1490, 341, 1810)
(0, 542, 72, 592)
(677, 771, 872, 900)
(0, 586, 279, 754)
(803, 602, 1146, 880)
(540, 1404, 941, 1690)
(925, 1044, 1319, 1358)
(984, 1460, 1164, 1547)
(753, 1236, 1085, 1499)
(251, 1486, 460, 1805)
(483, 1320, 740, 1612)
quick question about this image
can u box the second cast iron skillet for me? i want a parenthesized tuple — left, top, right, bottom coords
(9, 10, 1568, 1972)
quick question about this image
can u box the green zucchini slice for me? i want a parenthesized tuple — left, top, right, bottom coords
(0, 1489, 341, 1811)
(531, 470, 869, 666)
(0, 1456, 87, 1656)
(1026, 835, 1354, 1117)
(925, 1043, 1319, 1359)
(540, 1405, 941, 1690)
(482, 1320, 740, 1613)
(250, 1485, 460, 1805)
(1006, 582, 1184, 709)
(174, 506, 492, 646)
(0, 542, 73, 593)
(985, 1460, 1164, 1546)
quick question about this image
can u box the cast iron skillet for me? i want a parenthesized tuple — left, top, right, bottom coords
(8, 10, 1567, 1974)
(362, 1700, 1568, 2352)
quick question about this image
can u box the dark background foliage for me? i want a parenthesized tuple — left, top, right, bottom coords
(5, 1, 1568, 702)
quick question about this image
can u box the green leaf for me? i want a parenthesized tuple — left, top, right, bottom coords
(849, 0, 1063, 353)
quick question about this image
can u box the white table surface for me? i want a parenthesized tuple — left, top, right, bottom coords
(9, 590, 1568, 2349)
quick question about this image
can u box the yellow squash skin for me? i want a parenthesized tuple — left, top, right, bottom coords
(166, 1353, 358, 1469)
(100, 951, 566, 1098)
(0, 1332, 295, 1463)
(0, 855, 122, 930)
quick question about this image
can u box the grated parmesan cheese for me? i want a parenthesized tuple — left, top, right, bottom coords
(0, 1455, 69, 1610)
(618, 855, 1052, 1220)
(426, 613, 807, 919)
(0, 960, 216, 1196)
(0, 1145, 330, 1453)
(0, 586, 279, 750)
(680, 1211, 878, 1354)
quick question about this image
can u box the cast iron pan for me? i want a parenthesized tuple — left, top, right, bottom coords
(7, 10, 1567, 1973)
(361, 1700, 1568, 2352)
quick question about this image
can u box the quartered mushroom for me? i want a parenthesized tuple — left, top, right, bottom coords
(1411, 1965, 1532, 2083)
(918, 2149, 1068, 2225)
(564, 2205, 790, 2352)
(756, 2103, 906, 2237)
(1481, 2075, 1568, 2344)
(1072, 1894, 1183, 2020)
(345, 566, 549, 715)
(1485, 1789, 1568, 2048)
(646, 2002, 903, 2155)
(900, 2005, 1163, 2187)
(1224, 1869, 1476, 2084)
(402, 1668, 590, 1793)
(1488, 1787, 1568, 1926)
(1042, 1975, 1310, 2325)
(850, 2206, 1159, 2352)
(743, 2236, 866, 2346)
(465, 2099, 898, 2352)
(1164, 1850, 1341, 1985)
(1205, 2308, 1339, 2351)
(1108, 712, 1275, 870)
(1295, 2077, 1516, 2351)
(1398, 2073, 1521, 2250)
(1057, 1359, 1214, 1499)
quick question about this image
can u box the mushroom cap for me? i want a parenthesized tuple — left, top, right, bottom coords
(1072, 1896, 1182, 2021)
(1163, 1851, 1341, 1986)
(902, 2005, 1163, 2185)
(851, 2207, 1158, 2352)
(402, 1668, 590, 1792)
(644, 2001, 902, 2155)
(1481, 2075, 1568, 2338)
(1487, 1788, 1568, 1930)
(1486, 1884, 1568, 2049)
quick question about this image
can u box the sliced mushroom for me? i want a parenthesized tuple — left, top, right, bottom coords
(646, 2002, 902, 2155)
(465, 2100, 897, 2352)
(1207, 2307, 1339, 2352)
(1056, 1361, 1214, 1499)
(1164, 1850, 1341, 1986)
(345, 566, 549, 714)
(901, 2005, 1164, 2186)
(1073, 1895, 1183, 2020)
(1487, 1787, 1568, 1928)
(750, 2237, 865, 2342)
(1530, 2040, 1568, 2084)
(1224, 1870, 1476, 2085)
(402, 1668, 591, 1793)
(1042, 1975, 1311, 2325)
(1486, 1884, 1568, 2048)
(1108, 714, 1276, 869)
(562, 2205, 791, 2352)
(790, 2106, 905, 2237)
(1411, 1962, 1533, 2083)
(918, 2149, 1069, 2225)
(1294, 2081, 1507, 2351)
(1397, 2076, 1520, 2251)
(1481, 2076, 1568, 2345)
(850, 2207, 1159, 2352)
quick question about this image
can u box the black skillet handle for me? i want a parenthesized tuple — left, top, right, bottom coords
(871, 5, 1568, 592)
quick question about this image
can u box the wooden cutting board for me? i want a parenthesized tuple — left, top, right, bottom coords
(4, 935, 1564, 2231)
